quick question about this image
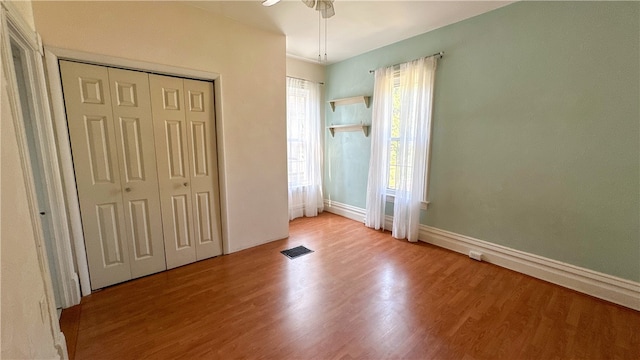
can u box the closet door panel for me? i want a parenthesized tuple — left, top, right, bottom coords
(171, 194, 191, 248)
(184, 79, 223, 260)
(59, 60, 131, 289)
(108, 68, 166, 278)
(150, 74, 196, 269)
(194, 191, 213, 245)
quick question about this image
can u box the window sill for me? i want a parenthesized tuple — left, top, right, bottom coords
(385, 194, 429, 210)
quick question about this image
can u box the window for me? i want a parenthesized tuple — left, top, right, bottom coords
(386, 69, 425, 201)
(287, 85, 311, 187)
(387, 70, 403, 191)
(365, 56, 437, 241)
(286, 77, 323, 220)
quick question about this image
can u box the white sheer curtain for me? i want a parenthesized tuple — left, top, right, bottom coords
(365, 66, 394, 231)
(287, 77, 324, 220)
(365, 57, 437, 242)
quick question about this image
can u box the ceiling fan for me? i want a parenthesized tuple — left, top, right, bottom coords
(262, 0, 336, 19)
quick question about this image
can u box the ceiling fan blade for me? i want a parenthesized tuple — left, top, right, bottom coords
(301, 0, 316, 9)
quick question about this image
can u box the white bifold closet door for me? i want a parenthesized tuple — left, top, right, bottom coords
(61, 61, 222, 289)
(150, 75, 222, 269)
(61, 61, 166, 289)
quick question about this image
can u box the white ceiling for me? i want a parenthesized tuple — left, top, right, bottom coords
(188, 1, 513, 64)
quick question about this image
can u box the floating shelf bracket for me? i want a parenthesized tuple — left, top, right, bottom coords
(329, 96, 370, 112)
(327, 124, 370, 137)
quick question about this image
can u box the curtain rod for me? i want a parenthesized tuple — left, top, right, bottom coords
(368, 51, 444, 74)
(286, 75, 325, 85)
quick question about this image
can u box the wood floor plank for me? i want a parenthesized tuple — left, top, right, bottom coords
(60, 212, 640, 359)
(58, 304, 81, 360)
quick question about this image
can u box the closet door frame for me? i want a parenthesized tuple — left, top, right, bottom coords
(44, 47, 227, 297)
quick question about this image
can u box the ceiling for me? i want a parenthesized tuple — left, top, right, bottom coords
(187, 0, 513, 64)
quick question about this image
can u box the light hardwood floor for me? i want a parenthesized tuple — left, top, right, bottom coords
(60, 212, 640, 359)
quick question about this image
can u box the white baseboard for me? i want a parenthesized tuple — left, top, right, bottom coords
(323, 199, 366, 223)
(324, 200, 640, 311)
(419, 225, 640, 311)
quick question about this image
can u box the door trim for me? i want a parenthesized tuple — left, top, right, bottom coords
(43, 46, 229, 296)
(1, 3, 81, 308)
(1, 1, 68, 357)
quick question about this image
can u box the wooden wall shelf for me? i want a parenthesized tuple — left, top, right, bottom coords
(327, 124, 369, 137)
(329, 96, 370, 112)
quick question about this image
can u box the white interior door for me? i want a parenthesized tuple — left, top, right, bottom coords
(150, 74, 197, 269)
(184, 79, 223, 260)
(60, 61, 132, 289)
(107, 68, 166, 278)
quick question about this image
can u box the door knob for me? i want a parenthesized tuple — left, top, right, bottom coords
(125, 187, 131, 192)
(183, 182, 188, 187)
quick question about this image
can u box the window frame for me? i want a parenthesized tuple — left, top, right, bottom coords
(383, 67, 431, 209)
(286, 82, 313, 188)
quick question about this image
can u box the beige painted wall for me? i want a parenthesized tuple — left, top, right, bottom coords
(5, 0, 34, 29)
(1, 1, 62, 358)
(286, 56, 326, 84)
(32, 1, 289, 253)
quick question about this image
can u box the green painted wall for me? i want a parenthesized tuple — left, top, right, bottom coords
(324, 1, 639, 281)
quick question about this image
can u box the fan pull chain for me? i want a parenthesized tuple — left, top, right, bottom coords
(318, 9, 321, 63)
(324, 18, 328, 62)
